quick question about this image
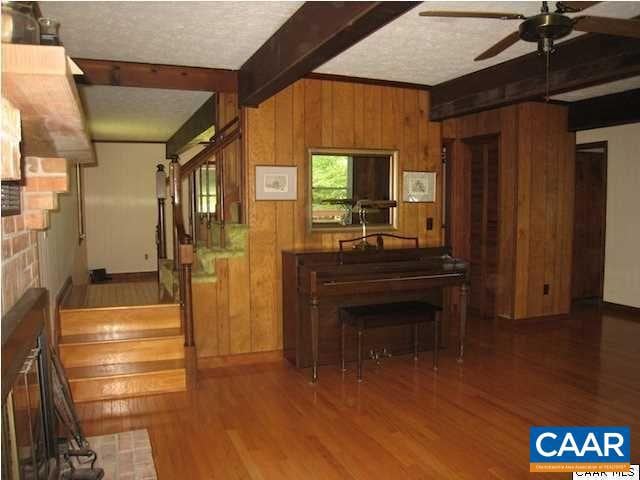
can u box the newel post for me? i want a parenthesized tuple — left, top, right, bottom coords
(179, 240, 197, 389)
(169, 156, 180, 272)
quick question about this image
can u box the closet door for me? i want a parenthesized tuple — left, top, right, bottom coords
(467, 137, 499, 318)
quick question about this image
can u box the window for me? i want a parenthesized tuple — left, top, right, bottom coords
(311, 154, 353, 224)
(309, 149, 397, 231)
(196, 165, 216, 215)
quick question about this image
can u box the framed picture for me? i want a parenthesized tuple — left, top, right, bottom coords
(403, 171, 436, 203)
(255, 166, 297, 200)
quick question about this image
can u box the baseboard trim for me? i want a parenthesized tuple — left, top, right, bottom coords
(198, 350, 283, 369)
(602, 301, 640, 315)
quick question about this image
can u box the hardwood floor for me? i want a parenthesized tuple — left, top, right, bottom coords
(75, 304, 640, 479)
(63, 281, 174, 309)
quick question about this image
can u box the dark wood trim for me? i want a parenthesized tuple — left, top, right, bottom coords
(239, 1, 421, 107)
(305, 72, 430, 90)
(568, 89, 640, 132)
(1, 288, 48, 403)
(573, 141, 608, 302)
(54, 276, 73, 349)
(601, 301, 640, 316)
(93, 140, 167, 144)
(74, 58, 238, 92)
(430, 34, 640, 121)
(166, 95, 216, 158)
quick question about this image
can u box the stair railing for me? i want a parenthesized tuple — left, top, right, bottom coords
(168, 117, 241, 389)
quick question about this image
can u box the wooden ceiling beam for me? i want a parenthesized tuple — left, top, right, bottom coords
(73, 58, 237, 92)
(238, 1, 420, 107)
(166, 95, 216, 158)
(430, 34, 640, 121)
(568, 88, 640, 132)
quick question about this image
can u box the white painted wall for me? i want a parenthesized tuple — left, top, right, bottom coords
(577, 123, 640, 308)
(85, 143, 169, 274)
(83, 142, 208, 274)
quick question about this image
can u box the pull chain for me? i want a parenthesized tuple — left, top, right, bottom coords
(545, 48, 550, 102)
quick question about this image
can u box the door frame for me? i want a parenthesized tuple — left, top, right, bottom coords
(462, 134, 501, 318)
(573, 141, 608, 300)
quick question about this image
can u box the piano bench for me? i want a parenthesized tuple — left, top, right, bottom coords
(339, 301, 441, 382)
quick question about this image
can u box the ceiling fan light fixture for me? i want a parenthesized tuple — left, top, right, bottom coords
(519, 13, 574, 42)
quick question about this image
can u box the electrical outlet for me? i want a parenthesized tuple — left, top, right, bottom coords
(144, 253, 149, 260)
(426, 217, 434, 230)
(543, 284, 550, 295)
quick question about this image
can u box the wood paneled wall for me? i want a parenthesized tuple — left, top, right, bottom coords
(443, 102, 575, 319)
(193, 79, 442, 357)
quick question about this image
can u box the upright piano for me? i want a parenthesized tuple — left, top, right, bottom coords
(282, 246, 469, 382)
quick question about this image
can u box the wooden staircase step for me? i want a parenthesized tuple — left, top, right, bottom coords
(60, 328, 182, 345)
(67, 360, 186, 402)
(59, 329, 184, 368)
(60, 304, 180, 336)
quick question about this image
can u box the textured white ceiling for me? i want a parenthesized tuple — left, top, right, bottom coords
(40, 1, 303, 69)
(316, 1, 640, 85)
(80, 86, 212, 141)
(43, 1, 640, 141)
(552, 76, 640, 101)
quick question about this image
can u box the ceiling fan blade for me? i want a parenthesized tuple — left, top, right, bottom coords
(419, 11, 525, 20)
(474, 31, 521, 61)
(556, 1, 600, 13)
(573, 16, 640, 38)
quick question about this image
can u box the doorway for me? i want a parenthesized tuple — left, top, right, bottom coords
(465, 136, 499, 318)
(572, 142, 607, 301)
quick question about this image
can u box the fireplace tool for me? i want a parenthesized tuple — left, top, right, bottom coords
(50, 348, 105, 480)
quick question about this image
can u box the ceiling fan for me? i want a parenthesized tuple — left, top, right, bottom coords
(419, 1, 640, 62)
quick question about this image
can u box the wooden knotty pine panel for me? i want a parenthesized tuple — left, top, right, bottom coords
(192, 79, 443, 357)
(443, 102, 574, 320)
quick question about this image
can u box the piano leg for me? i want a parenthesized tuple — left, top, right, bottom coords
(457, 283, 469, 363)
(311, 296, 320, 383)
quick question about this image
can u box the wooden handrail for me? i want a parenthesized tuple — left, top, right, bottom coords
(169, 158, 197, 388)
(181, 118, 240, 178)
(168, 116, 242, 390)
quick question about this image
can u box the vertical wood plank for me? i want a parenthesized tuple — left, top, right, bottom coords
(332, 82, 355, 148)
(216, 259, 230, 355)
(293, 81, 306, 250)
(527, 103, 547, 317)
(275, 86, 295, 349)
(403, 89, 420, 238)
(514, 104, 533, 318)
(228, 253, 251, 354)
(247, 97, 278, 351)
(543, 106, 560, 314)
(304, 79, 324, 250)
(498, 105, 518, 318)
(193, 282, 219, 357)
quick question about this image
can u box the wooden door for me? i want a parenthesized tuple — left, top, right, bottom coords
(572, 144, 607, 300)
(467, 137, 499, 317)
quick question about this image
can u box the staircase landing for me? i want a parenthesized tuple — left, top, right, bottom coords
(60, 281, 186, 402)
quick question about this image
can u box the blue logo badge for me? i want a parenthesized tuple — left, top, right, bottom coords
(530, 427, 631, 473)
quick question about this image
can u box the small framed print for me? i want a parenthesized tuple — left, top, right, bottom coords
(255, 166, 297, 200)
(403, 171, 436, 203)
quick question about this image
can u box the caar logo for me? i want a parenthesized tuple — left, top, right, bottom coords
(530, 427, 631, 473)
